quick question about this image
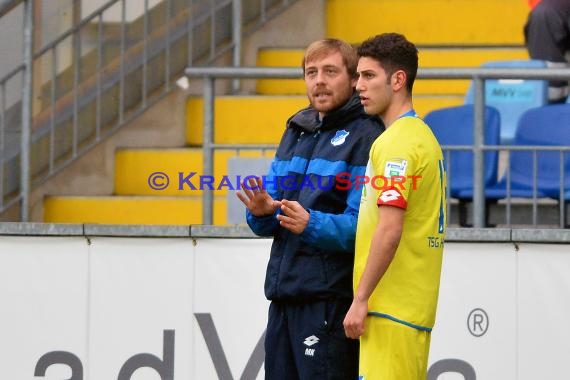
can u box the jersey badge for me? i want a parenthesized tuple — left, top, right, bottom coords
(384, 159, 407, 177)
(331, 130, 350, 146)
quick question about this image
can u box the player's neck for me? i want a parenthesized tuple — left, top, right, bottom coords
(382, 99, 414, 129)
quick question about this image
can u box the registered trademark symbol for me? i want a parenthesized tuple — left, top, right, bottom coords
(467, 308, 489, 337)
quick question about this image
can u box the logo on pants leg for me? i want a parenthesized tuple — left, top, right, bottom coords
(303, 335, 319, 356)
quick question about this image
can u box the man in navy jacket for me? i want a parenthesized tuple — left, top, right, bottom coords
(237, 38, 383, 379)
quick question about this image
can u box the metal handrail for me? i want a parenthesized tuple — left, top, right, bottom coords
(0, 0, 299, 221)
(0, 0, 21, 18)
(185, 66, 570, 227)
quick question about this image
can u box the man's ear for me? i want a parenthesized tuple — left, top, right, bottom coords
(392, 70, 407, 92)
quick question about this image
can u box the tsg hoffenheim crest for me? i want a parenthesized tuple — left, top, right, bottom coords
(331, 130, 349, 146)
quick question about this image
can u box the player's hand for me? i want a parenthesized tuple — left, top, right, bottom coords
(276, 199, 309, 234)
(343, 299, 368, 339)
(236, 176, 280, 217)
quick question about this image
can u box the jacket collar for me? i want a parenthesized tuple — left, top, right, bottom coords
(287, 92, 367, 133)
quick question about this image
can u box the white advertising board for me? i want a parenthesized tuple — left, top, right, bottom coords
(0, 236, 88, 379)
(517, 244, 570, 380)
(429, 243, 516, 379)
(88, 237, 195, 380)
(193, 238, 271, 380)
(0, 236, 568, 379)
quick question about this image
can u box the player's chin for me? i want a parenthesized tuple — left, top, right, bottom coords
(362, 104, 377, 115)
(364, 100, 383, 115)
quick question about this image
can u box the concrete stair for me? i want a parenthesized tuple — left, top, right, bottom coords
(44, 148, 274, 224)
(186, 96, 308, 145)
(44, 195, 225, 225)
(256, 47, 529, 96)
(325, 0, 528, 46)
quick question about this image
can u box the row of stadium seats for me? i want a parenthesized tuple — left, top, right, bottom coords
(425, 103, 570, 225)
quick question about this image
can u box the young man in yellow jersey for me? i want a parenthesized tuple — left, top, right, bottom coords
(343, 33, 447, 379)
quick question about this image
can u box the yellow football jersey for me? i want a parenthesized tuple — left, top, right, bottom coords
(354, 114, 446, 331)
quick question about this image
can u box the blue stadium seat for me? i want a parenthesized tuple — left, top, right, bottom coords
(458, 104, 570, 202)
(424, 104, 501, 199)
(464, 59, 548, 144)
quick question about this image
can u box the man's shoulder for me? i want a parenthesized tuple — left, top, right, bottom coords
(391, 117, 432, 139)
(287, 105, 317, 130)
(341, 116, 384, 136)
(379, 119, 442, 160)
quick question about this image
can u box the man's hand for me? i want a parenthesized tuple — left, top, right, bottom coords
(236, 177, 280, 217)
(343, 298, 368, 339)
(276, 199, 309, 234)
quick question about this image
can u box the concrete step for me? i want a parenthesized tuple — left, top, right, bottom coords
(186, 95, 463, 145)
(255, 49, 305, 95)
(44, 193, 567, 228)
(186, 96, 308, 145)
(43, 147, 276, 226)
(43, 195, 227, 225)
(114, 148, 274, 196)
(325, 0, 529, 45)
(255, 47, 529, 96)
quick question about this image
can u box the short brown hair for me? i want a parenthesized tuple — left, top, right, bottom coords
(358, 33, 418, 92)
(302, 39, 358, 78)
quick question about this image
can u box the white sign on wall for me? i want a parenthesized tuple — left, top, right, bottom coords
(429, 243, 516, 379)
(517, 244, 570, 380)
(193, 239, 270, 380)
(0, 236, 568, 379)
(88, 237, 195, 379)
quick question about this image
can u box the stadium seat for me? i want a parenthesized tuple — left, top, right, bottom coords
(464, 59, 548, 144)
(424, 104, 501, 197)
(458, 104, 570, 224)
(424, 105, 501, 226)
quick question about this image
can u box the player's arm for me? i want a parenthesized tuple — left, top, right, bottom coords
(295, 166, 364, 251)
(298, 198, 359, 252)
(277, 197, 359, 252)
(343, 204, 404, 339)
(281, 127, 380, 249)
(238, 162, 282, 237)
(276, 198, 359, 253)
(298, 132, 380, 251)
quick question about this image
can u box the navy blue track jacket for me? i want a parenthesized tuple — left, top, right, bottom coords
(247, 93, 384, 302)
